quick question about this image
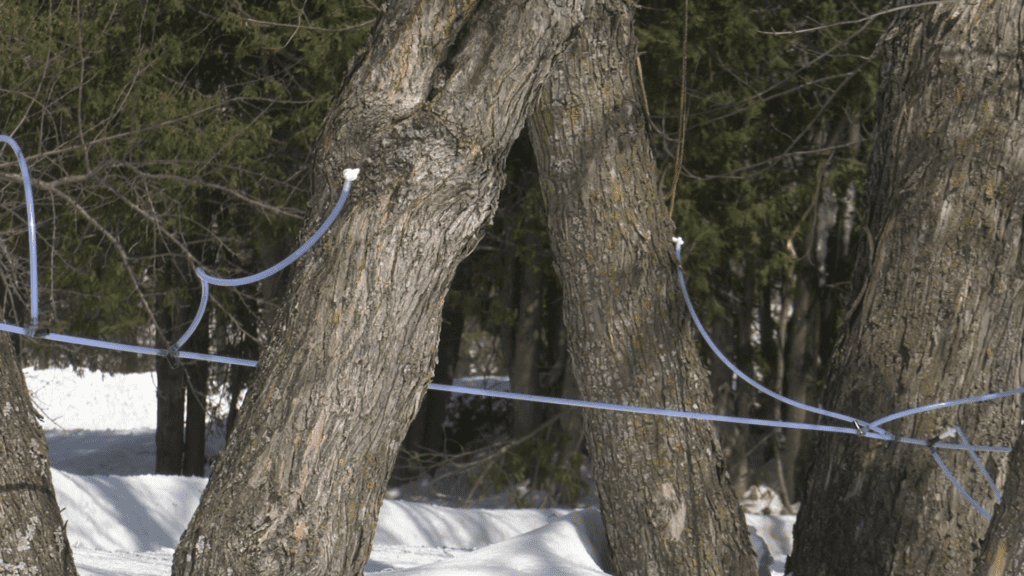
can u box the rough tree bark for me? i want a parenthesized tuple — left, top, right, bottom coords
(528, 1, 757, 574)
(171, 1, 586, 574)
(0, 332, 78, 575)
(976, 424, 1024, 576)
(788, 2, 1024, 575)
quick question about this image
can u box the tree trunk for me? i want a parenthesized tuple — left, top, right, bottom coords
(788, 2, 1024, 575)
(710, 314, 750, 496)
(182, 313, 209, 477)
(172, 1, 585, 574)
(782, 260, 818, 502)
(528, 1, 756, 574)
(0, 331, 78, 576)
(422, 296, 461, 452)
(509, 231, 544, 438)
(155, 298, 186, 475)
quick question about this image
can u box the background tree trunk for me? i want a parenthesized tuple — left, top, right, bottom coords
(782, 258, 819, 501)
(0, 331, 78, 575)
(172, 1, 585, 574)
(509, 231, 544, 439)
(528, 1, 756, 574)
(155, 298, 187, 475)
(788, 2, 1024, 575)
(182, 313, 209, 477)
(393, 273, 463, 484)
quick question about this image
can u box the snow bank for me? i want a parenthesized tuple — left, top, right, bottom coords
(51, 468, 613, 575)
(31, 366, 790, 575)
(52, 470, 205, 554)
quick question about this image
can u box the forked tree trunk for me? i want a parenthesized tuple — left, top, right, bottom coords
(172, 1, 586, 574)
(528, 1, 757, 574)
(788, 2, 1024, 575)
(0, 332, 78, 575)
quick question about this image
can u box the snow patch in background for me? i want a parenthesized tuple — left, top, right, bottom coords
(26, 367, 156, 430)
(26, 367, 792, 575)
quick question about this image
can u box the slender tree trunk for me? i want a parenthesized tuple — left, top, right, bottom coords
(424, 294, 461, 451)
(172, 2, 586, 574)
(155, 296, 186, 475)
(788, 2, 1024, 575)
(0, 332, 78, 575)
(710, 315, 750, 496)
(182, 313, 209, 477)
(510, 231, 543, 438)
(782, 261, 817, 501)
(528, 1, 756, 574)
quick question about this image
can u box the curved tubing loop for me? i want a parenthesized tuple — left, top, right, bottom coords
(671, 237, 1009, 518)
(0, 135, 40, 331)
(956, 425, 1002, 502)
(0, 132, 356, 367)
(930, 446, 991, 520)
(172, 169, 360, 352)
(671, 237, 892, 440)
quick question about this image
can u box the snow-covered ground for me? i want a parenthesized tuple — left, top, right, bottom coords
(25, 366, 794, 575)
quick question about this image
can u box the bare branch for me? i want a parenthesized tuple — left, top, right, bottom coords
(759, 1, 942, 36)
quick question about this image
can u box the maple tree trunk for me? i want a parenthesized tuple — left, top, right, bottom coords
(788, 2, 1024, 575)
(528, 1, 757, 574)
(172, 1, 586, 574)
(0, 331, 78, 575)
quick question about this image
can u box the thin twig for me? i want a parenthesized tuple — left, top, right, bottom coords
(666, 0, 689, 220)
(759, 1, 942, 36)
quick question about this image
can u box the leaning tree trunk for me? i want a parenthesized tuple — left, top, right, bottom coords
(528, 1, 756, 574)
(172, 1, 585, 574)
(788, 2, 1024, 575)
(0, 332, 78, 575)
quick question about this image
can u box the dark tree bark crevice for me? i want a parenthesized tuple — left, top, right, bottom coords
(509, 231, 544, 439)
(977, 426, 1024, 575)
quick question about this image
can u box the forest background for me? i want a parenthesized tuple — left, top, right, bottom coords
(0, 0, 880, 506)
